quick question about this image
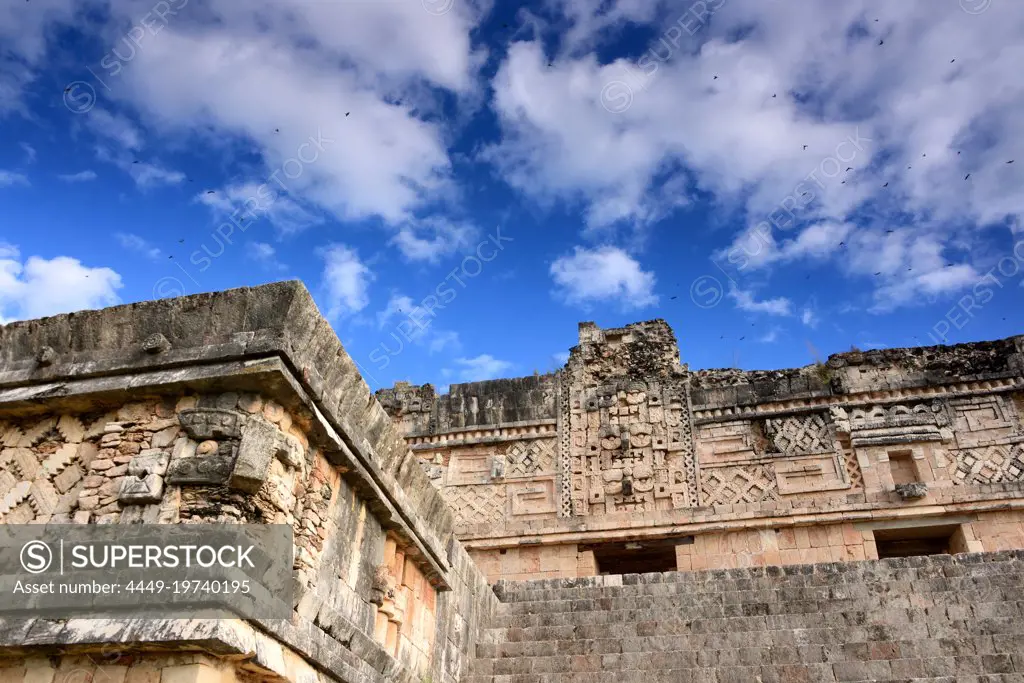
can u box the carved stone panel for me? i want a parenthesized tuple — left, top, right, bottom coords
(569, 381, 694, 516)
(952, 397, 1017, 448)
(166, 408, 302, 493)
(695, 421, 756, 464)
(509, 478, 557, 516)
(763, 413, 834, 455)
(775, 455, 849, 495)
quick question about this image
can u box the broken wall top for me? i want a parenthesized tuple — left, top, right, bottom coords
(0, 280, 460, 586)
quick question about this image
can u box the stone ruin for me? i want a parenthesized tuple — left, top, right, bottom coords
(1, 281, 1023, 682)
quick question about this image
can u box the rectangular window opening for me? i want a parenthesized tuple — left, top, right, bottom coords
(586, 537, 691, 576)
(873, 524, 959, 559)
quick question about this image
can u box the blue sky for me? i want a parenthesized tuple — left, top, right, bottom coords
(1, 0, 1022, 392)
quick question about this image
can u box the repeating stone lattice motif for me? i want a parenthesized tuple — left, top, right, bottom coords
(506, 439, 555, 478)
(444, 485, 507, 528)
(948, 443, 1024, 486)
(700, 465, 780, 505)
(764, 414, 834, 455)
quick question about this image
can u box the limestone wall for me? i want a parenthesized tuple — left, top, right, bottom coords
(467, 551, 1024, 682)
(0, 282, 496, 683)
(380, 320, 1024, 581)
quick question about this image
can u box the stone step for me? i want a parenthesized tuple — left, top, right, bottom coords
(461, 651, 1023, 682)
(491, 596, 1024, 630)
(483, 611, 1024, 650)
(492, 552, 1024, 605)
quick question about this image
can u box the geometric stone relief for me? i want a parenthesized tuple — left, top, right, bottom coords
(695, 420, 756, 464)
(700, 464, 780, 506)
(946, 442, 1024, 486)
(508, 478, 557, 516)
(446, 451, 501, 486)
(568, 381, 694, 516)
(775, 455, 850, 495)
(951, 397, 1018, 449)
(506, 439, 555, 478)
(443, 485, 506, 529)
(763, 413, 834, 455)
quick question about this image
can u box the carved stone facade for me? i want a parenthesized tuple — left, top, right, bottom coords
(0, 282, 497, 683)
(381, 320, 1024, 582)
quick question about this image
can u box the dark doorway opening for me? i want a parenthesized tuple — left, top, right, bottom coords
(873, 524, 958, 559)
(585, 537, 691, 575)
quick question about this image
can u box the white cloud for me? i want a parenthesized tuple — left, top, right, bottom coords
(129, 162, 185, 188)
(801, 306, 819, 328)
(320, 244, 373, 319)
(57, 170, 98, 183)
(390, 218, 477, 263)
(428, 330, 461, 355)
(198, 183, 322, 235)
(550, 245, 657, 309)
(757, 327, 782, 344)
(246, 242, 287, 272)
(454, 354, 514, 382)
(20, 143, 36, 164)
(728, 285, 792, 316)
(486, 2, 1024, 307)
(0, 171, 28, 188)
(0, 244, 122, 322)
(375, 293, 461, 354)
(86, 108, 143, 151)
(115, 233, 162, 261)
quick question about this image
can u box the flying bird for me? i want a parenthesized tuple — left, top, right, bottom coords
(839, 242, 846, 247)
(713, 75, 718, 80)
(670, 296, 677, 300)
(874, 272, 881, 276)
(274, 128, 280, 133)
(345, 112, 350, 117)
(739, 337, 745, 341)
(965, 173, 971, 180)
(885, 229, 894, 233)
(772, 93, 777, 98)
(803, 145, 808, 150)
(841, 180, 846, 184)
(206, 190, 216, 194)
(132, 160, 139, 164)
(883, 182, 889, 187)
(950, 59, 956, 63)
(878, 39, 884, 46)
(845, 167, 853, 172)
(178, 239, 184, 244)
(957, 151, 961, 155)
(1008, 160, 1015, 164)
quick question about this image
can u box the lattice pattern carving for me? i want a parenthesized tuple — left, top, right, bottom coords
(947, 443, 1024, 485)
(558, 376, 573, 517)
(700, 464, 780, 505)
(443, 485, 506, 528)
(764, 413, 834, 455)
(841, 445, 864, 490)
(506, 439, 555, 478)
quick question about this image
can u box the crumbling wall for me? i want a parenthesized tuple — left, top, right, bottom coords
(0, 282, 496, 683)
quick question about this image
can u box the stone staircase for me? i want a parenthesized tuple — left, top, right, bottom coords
(463, 551, 1024, 682)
